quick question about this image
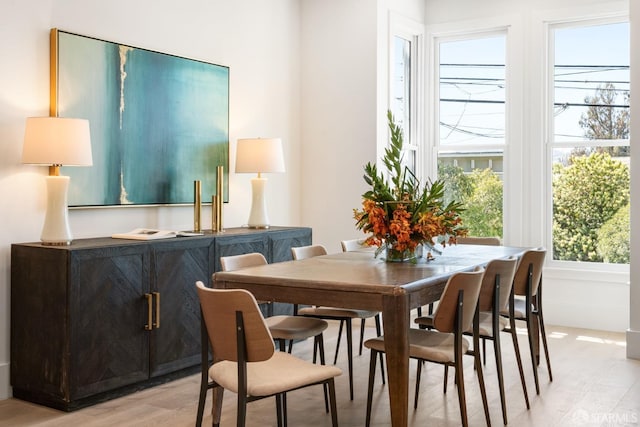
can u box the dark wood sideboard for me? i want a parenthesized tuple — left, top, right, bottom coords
(10, 226, 311, 411)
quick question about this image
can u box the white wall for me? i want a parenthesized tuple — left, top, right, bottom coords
(299, 0, 378, 253)
(0, 0, 302, 400)
(424, 0, 633, 333)
(299, 0, 426, 253)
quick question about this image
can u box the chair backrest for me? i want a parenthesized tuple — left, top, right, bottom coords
(220, 252, 267, 271)
(340, 239, 368, 252)
(477, 257, 518, 312)
(512, 248, 546, 297)
(432, 268, 484, 333)
(456, 236, 501, 246)
(291, 244, 328, 260)
(196, 282, 274, 362)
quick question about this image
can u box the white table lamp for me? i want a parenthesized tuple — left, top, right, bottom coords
(235, 137, 285, 228)
(22, 117, 93, 245)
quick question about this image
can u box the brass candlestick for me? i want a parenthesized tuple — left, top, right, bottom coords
(212, 195, 219, 231)
(212, 166, 224, 232)
(194, 180, 202, 232)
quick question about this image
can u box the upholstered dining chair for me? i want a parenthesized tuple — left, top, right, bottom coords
(415, 257, 529, 424)
(414, 236, 501, 328)
(364, 269, 490, 427)
(195, 283, 341, 427)
(502, 247, 552, 395)
(428, 235, 501, 337)
(195, 253, 332, 425)
(291, 244, 383, 401)
(219, 253, 330, 355)
(338, 240, 384, 355)
(456, 236, 502, 246)
(456, 235, 501, 340)
(340, 238, 370, 252)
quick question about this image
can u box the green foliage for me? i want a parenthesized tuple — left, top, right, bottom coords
(359, 111, 464, 227)
(577, 83, 630, 158)
(552, 152, 629, 262)
(464, 169, 504, 237)
(597, 204, 630, 264)
(438, 164, 473, 206)
(579, 83, 630, 141)
(438, 164, 503, 238)
(355, 111, 467, 254)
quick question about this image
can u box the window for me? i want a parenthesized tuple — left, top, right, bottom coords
(392, 35, 417, 173)
(390, 16, 423, 179)
(549, 20, 630, 264)
(435, 33, 506, 238)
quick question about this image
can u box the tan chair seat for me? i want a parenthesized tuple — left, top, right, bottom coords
(365, 328, 470, 364)
(210, 351, 342, 397)
(416, 312, 507, 337)
(197, 283, 341, 425)
(364, 270, 486, 427)
(501, 297, 529, 319)
(291, 243, 383, 402)
(475, 312, 508, 337)
(265, 315, 328, 340)
(298, 306, 378, 319)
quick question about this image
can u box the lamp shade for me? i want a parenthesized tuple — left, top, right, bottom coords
(22, 117, 93, 166)
(235, 138, 285, 174)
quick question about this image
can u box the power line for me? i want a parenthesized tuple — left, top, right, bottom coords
(441, 98, 504, 104)
(441, 63, 628, 69)
(554, 64, 629, 69)
(442, 81, 630, 93)
(554, 102, 629, 108)
(555, 79, 629, 84)
(440, 98, 629, 108)
(440, 77, 504, 82)
(440, 122, 504, 138)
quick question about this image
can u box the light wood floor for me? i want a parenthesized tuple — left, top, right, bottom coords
(1, 321, 639, 427)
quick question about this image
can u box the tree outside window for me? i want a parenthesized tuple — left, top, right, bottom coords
(436, 34, 506, 239)
(551, 21, 630, 264)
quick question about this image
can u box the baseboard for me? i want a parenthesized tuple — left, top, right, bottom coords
(627, 328, 640, 360)
(0, 362, 10, 400)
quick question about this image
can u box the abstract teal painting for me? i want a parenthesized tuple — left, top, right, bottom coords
(52, 29, 229, 207)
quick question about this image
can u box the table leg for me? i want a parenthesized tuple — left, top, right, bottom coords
(382, 292, 410, 427)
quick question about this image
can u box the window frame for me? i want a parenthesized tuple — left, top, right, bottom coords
(389, 13, 425, 182)
(544, 15, 630, 271)
(431, 28, 510, 238)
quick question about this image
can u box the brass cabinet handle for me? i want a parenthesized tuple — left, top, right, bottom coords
(153, 292, 160, 329)
(144, 293, 153, 331)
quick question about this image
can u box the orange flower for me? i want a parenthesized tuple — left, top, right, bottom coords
(354, 111, 467, 259)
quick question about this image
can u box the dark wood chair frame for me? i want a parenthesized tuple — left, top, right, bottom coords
(466, 273, 530, 424)
(294, 304, 385, 401)
(506, 262, 553, 395)
(291, 244, 384, 400)
(365, 290, 491, 427)
(195, 310, 337, 427)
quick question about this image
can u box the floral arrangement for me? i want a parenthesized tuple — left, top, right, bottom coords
(353, 111, 467, 261)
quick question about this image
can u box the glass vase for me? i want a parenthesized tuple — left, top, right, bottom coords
(383, 242, 422, 263)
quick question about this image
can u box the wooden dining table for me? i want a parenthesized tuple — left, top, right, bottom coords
(213, 243, 527, 426)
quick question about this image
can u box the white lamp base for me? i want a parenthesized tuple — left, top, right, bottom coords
(247, 177, 270, 228)
(41, 175, 73, 245)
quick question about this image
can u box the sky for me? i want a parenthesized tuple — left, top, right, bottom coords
(437, 21, 630, 148)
